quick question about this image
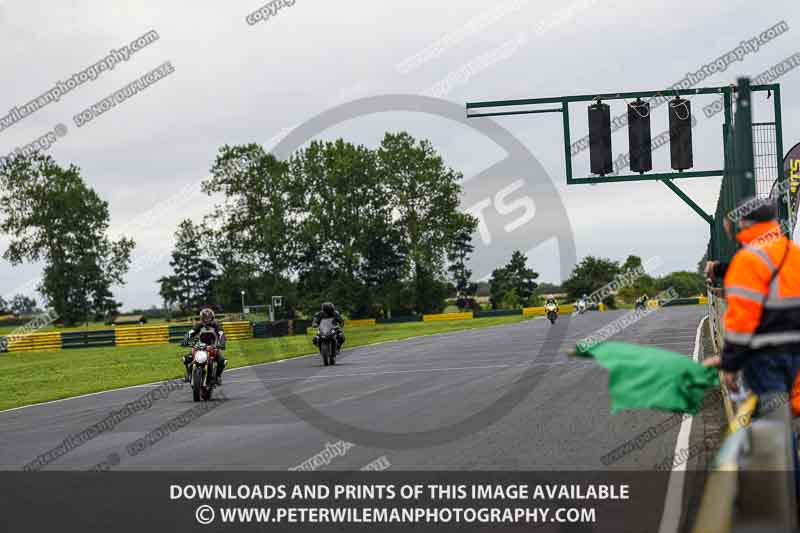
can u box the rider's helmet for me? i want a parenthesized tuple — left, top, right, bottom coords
(199, 308, 215, 326)
(582, 293, 588, 299)
(321, 302, 335, 316)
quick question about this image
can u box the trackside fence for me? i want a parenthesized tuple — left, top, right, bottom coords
(695, 78, 797, 532)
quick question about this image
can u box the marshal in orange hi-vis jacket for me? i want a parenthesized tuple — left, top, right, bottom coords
(721, 219, 800, 378)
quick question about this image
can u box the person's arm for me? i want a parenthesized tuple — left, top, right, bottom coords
(214, 323, 227, 348)
(704, 260, 729, 281)
(182, 324, 199, 346)
(311, 312, 320, 327)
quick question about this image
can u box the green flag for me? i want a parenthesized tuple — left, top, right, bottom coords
(575, 341, 720, 414)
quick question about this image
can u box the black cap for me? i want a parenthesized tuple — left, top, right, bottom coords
(730, 196, 777, 223)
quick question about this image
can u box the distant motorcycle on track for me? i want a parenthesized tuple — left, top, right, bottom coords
(316, 317, 341, 366)
(545, 302, 559, 324)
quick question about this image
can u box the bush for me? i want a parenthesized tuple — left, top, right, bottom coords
(500, 289, 520, 310)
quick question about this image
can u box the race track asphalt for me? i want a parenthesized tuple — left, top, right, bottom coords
(0, 306, 711, 529)
(0, 305, 708, 471)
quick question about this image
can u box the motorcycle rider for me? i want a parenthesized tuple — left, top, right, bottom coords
(181, 308, 227, 385)
(543, 295, 559, 323)
(312, 302, 345, 351)
(578, 293, 589, 312)
(635, 294, 649, 310)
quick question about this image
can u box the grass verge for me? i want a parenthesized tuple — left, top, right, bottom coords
(0, 315, 529, 411)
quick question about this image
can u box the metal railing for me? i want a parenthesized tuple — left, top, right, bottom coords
(693, 290, 798, 531)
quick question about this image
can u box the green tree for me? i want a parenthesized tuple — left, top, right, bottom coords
(158, 220, 218, 315)
(621, 255, 643, 272)
(489, 266, 511, 309)
(204, 144, 299, 311)
(656, 271, 706, 297)
(202, 133, 475, 318)
(10, 294, 37, 315)
(0, 154, 134, 325)
(563, 256, 621, 306)
(377, 132, 477, 314)
(617, 255, 656, 303)
(504, 251, 539, 306)
(617, 276, 657, 303)
(290, 139, 396, 316)
(359, 220, 408, 318)
(489, 251, 540, 309)
(447, 222, 478, 309)
(501, 288, 521, 309)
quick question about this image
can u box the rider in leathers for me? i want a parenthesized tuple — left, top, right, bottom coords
(312, 302, 345, 351)
(181, 308, 227, 384)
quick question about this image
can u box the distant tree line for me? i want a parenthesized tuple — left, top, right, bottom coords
(0, 141, 707, 326)
(0, 294, 39, 316)
(561, 255, 705, 308)
(159, 132, 478, 318)
(486, 253, 705, 311)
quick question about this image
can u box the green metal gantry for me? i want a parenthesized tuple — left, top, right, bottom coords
(466, 79, 788, 261)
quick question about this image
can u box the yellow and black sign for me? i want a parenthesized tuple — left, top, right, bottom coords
(785, 142, 800, 196)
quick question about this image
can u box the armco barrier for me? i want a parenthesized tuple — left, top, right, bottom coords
(168, 324, 192, 344)
(61, 330, 115, 349)
(692, 393, 798, 532)
(253, 320, 290, 338)
(422, 311, 473, 322)
(662, 297, 701, 307)
(222, 321, 252, 340)
(290, 320, 311, 336)
(1, 321, 256, 354)
(3, 331, 62, 352)
(115, 325, 169, 347)
(473, 309, 523, 318)
(346, 319, 377, 327)
(168, 322, 251, 343)
(376, 315, 422, 324)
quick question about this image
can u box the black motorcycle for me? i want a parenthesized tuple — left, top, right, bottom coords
(317, 317, 340, 366)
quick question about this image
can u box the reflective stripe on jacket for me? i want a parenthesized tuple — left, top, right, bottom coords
(721, 220, 800, 371)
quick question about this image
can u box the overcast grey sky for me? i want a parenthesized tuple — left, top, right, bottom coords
(1, 0, 799, 310)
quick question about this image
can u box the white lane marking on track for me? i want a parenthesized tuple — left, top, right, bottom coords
(657, 314, 708, 533)
(234, 363, 519, 382)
